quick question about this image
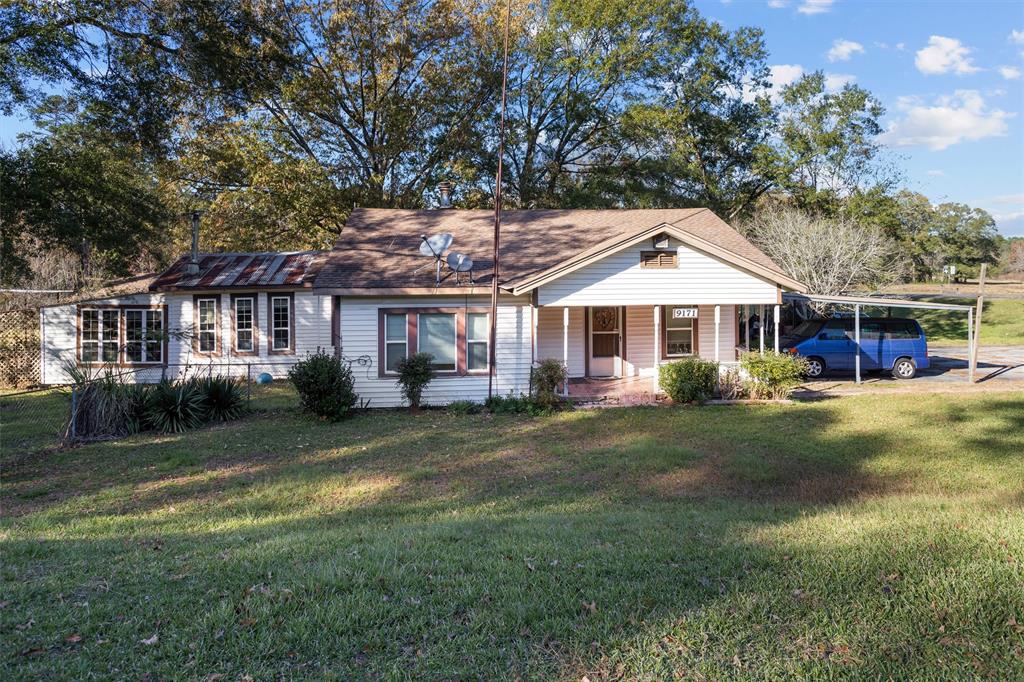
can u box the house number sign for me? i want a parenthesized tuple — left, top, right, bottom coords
(672, 307, 698, 319)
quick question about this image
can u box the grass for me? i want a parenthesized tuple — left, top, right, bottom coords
(860, 298, 1024, 346)
(2, 388, 1023, 679)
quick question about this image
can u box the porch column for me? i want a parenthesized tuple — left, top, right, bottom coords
(653, 306, 660, 393)
(759, 305, 765, 355)
(562, 307, 569, 397)
(714, 305, 721, 363)
(854, 304, 861, 384)
(531, 303, 538, 365)
(773, 304, 780, 353)
(745, 304, 751, 352)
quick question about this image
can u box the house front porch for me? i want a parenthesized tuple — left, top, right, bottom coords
(533, 303, 784, 396)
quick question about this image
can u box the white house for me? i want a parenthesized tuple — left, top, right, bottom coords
(39, 208, 805, 406)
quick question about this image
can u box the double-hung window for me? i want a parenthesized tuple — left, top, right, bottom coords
(80, 309, 120, 363)
(384, 313, 408, 373)
(271, 295, 292, 351)
(234, 296, 256, 352)
(418, 313, 456, 371)
(664, 307, 695, 357)
(466, 312, 489, 371)
(125, 309, 164, 363)
(196, 297, 219, 353)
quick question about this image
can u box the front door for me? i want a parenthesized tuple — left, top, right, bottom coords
(590, 306, 620, 377)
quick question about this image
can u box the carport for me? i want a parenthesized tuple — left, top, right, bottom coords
(782, 293, 978, 384)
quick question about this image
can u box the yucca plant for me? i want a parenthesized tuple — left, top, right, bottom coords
(146, 380, 207, 433)
(201, 376, 247, 421)
(119, 383, 153, 434)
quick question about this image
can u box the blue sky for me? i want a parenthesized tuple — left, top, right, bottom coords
(696, 0, 1024, 236)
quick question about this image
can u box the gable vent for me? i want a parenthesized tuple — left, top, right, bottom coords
(641, 251, 678, 269)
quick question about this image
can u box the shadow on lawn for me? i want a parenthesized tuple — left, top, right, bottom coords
(3, 398, 1023, 679)
(4, 400, 910, 520)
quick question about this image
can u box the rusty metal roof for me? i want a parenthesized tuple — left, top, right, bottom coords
(151, 251, 326, 291)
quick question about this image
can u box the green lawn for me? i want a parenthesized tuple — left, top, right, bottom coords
(2, 390, 1023, 679)
(880, 297, 1024, 346)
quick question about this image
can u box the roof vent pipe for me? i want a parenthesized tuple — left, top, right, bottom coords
(437, 182, 452, 209)
(186, 210, 201, 275)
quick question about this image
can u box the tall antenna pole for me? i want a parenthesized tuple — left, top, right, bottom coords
(488, 0, 513, 400)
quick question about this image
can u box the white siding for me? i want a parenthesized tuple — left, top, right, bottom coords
(537, 237, 779, 306)
(39, 290, 329, 385)
(535, 304, 740, 379)
(338, 295, 532, 408)
(536, 306, 586, 378)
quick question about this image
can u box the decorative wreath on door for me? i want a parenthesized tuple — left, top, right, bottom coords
(593, 308, 617, 332)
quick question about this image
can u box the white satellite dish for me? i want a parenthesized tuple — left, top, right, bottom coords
(419, 233, 454, 285)
(446, 252, 474, 284)
(419, 233, 453, 257)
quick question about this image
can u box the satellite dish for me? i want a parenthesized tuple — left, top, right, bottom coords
(446, 252, 474, 284)
(419, 233, 453, 257)
(419, 233, 454, 286)
(446, 252, 473, 272)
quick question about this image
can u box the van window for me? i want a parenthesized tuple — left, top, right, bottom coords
(886, 321, 920, 339)
(860, 321, 883, 339)
(821, 321, 850, 340)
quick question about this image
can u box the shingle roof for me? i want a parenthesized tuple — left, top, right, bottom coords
(151, 251, 326, 291)
(314, 208, 793, 290)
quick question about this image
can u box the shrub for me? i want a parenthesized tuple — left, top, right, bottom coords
(201, 376, 247, 421)
(485, 392, 555, 416)
(531, 359, 568, 409)
(146, 379, 207, 433)
(717, 368, 748, 400)
(741, 351, 808, 400)
(395, 352, 434, 409)
(288, 348, 358, 420)
(658, 357, 719, 403)
(447, 399, 482, 415)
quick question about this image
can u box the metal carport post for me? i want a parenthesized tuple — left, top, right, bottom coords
(781, 293, 977, 384)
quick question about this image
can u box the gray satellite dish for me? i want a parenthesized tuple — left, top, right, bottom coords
(446, 252, 474, 284)
(419, 233, 453, 257)
(419, 233, 454, 286)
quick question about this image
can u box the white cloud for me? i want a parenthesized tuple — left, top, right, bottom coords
(881, 90, 1012, 151)
(797, 0, 834, 14)
(742, 65, 855, 103)
(999, 66, 1022, 80)
(827, 39, 865, 62)
(1011, 30, 1024, 45)
(895, 42, 906, 51)
(824, 73, 856, 91)
(767, 0, 789, 7)
(915, 36, 980, 75)
(993, 193, 1024, 204)
(926, 169, 945, 177)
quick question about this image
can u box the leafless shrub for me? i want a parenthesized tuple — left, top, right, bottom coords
(740, 206, 908, 296)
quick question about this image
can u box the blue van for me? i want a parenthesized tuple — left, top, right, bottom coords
(781, 318, 929, 379)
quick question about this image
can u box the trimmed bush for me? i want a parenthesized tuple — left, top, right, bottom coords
(741, 351, 808, 400)
(531, 359, 568, 409)
(288, 348, 358, 420)
(201, 376, 247, 421)
(146, 379, 207, 433)
(395, 352, 434, 409)
(658, 357, 719, 404)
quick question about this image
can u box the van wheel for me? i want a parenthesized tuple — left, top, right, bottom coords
(892, 358, 916, 379)
(805, 357, 825, 378)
